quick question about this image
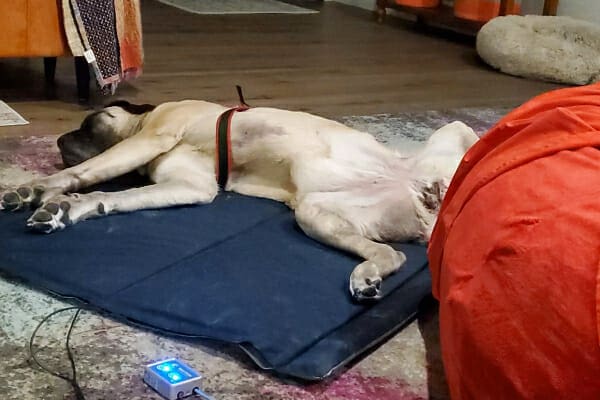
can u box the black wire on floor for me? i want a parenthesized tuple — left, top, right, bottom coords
(28, 306, 86, 400)
(28, 307, 218, 400)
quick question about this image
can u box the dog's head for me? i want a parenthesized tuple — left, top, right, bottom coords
(58, 100, 155, 167)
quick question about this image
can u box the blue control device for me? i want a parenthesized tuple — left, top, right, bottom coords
(143, 358, 203, 400)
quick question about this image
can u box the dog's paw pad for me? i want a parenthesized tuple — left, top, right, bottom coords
(97, 202, 106, 215)
(1, 192, 22, 211)
(31, 210, 54, 223)
(16, 187, 32, 198)
(1, 185, 46, 211)
(350, 266, 383, 302)
(27, 200, 71, 234)
(351, 284, 382, 302)
(358, 286, 379, 298)
(43, 203, 60, 215)
(366, 277, 382, 288)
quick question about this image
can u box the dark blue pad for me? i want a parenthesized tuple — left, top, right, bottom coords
(0, 193, 430, 380)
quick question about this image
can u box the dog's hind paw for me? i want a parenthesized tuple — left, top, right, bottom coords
(350, 261, 383, 302)
(27, 199, 72, 233)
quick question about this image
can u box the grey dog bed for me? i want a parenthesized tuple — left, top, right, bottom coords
(477, 15, 600, 85)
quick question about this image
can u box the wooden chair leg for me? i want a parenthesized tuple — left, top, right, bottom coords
(499, 0, 516, 16)
(376, 0, 387, 23)
(74, 56, 90, 104)
(43, 57, 57, 84)
(543, 0, 559, 16)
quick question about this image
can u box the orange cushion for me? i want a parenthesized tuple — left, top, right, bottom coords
(0, 0, 68, 58)
(429, 84, 600, 399)
(454, 0, 521, 22)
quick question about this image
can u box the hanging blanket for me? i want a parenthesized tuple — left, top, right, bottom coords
(63, 0, 144, 93)
(115, 0, 144, 80)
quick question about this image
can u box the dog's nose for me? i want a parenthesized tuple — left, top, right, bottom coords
(57, 129, 81, 153)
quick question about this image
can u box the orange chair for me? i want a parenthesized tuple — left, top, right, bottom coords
(454, 0, 521, 22)
(0, 0, 90, 101)
(454, 0, 558, 22)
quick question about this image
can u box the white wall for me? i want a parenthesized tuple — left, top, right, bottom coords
(521, 0, 541, 15)
(523, 0, 600, 23)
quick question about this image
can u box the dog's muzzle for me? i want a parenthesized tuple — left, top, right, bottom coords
(57, 129, 100, 167)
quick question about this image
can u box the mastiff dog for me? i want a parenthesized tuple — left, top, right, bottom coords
(0, 99, 477, 300)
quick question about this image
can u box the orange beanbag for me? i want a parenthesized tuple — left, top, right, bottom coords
(429, 83, 600, 399)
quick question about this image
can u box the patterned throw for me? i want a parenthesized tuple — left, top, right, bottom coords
(115, 0, 144, 80)
(63, 0, 144, 93)
(62, 0, 84, 56)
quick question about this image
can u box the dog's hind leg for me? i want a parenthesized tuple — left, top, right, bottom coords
(295, 199, 406, 302)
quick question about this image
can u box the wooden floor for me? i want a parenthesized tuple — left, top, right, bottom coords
(0, 0, 562, 138)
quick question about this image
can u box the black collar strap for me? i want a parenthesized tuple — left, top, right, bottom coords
(215, 105, 249, 188)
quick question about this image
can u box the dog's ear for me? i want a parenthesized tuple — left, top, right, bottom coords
(105, 100, 156, 115)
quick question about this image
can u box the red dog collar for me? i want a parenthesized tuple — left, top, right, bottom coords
(215, 85, 252, 188)
(215, 105, 249, 188)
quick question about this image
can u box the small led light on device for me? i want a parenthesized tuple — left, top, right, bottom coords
(143, 358, 215, 399)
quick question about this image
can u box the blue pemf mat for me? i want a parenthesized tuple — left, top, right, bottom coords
(0, 193, 430, 380)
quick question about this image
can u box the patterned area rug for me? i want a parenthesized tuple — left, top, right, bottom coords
(0, 108, 506, 400)
(157, 0, 318, 14)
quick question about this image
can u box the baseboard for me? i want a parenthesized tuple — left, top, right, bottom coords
(326, 0, 374, 11)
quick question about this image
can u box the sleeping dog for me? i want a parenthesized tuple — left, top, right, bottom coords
(0, 100, 478, 300)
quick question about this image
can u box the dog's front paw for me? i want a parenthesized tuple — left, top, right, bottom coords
(27, 197, 73, 233)
(350, 261, 383, 302)
(0, 185, 45, 211)
(27, 193, 107, 233)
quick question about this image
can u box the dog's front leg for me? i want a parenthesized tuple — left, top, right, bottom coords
(295, 199, 406, 301)
(27, 179, 218, 233)
(1, 128, 180, 211)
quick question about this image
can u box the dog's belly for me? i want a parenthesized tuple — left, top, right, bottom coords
(230, 158, 296, 196)
(300, 183, 422, 242)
